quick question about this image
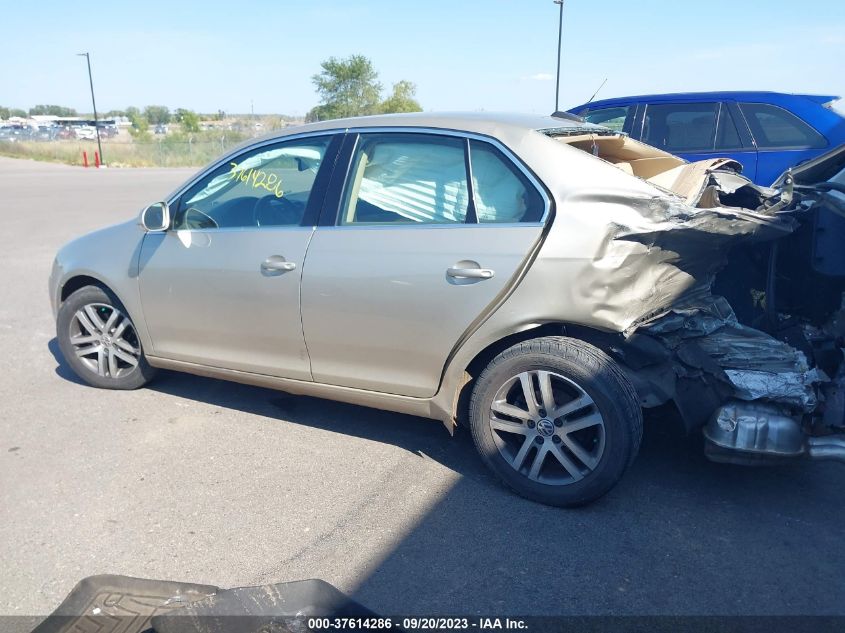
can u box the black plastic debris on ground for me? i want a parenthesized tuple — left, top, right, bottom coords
(31, 575, 380, 633)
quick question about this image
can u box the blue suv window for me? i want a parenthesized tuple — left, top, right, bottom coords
(642, 103, 718, 152)
(581, 106, 629, 132)
(715, 105, 743, 150)
(739, 102, 827, 149)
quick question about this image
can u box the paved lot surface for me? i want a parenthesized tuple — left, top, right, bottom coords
(0, 156, 843, 618)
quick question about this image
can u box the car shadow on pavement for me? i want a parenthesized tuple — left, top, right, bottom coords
(47, 340, 845, 616)
(144, 370, 843, 616)
(48, 337, 88, 386)
(148, 367, 494, 482)
(339, 408, 844, 616)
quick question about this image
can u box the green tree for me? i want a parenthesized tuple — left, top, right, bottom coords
(305, 104, 336, 123)
(125, 106, 149, 137)
(29, 104, 78, 116)
(175, 108, 201, 133)
(143, 105, 171, 125)
(308, 54, 382, 121)
(380, 81, 422, 114)
(0, 106, 10, 119)
(7, 108, 27, 118)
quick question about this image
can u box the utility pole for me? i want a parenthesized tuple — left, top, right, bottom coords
(554, 0, 565, 112)
(77, 52, 104, 165)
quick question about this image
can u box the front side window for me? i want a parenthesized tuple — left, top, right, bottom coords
(581, 106, 629, 132)
(173, 136, 332, 230)
(739, 102, 827, 149)
(642, 102, 718, 152)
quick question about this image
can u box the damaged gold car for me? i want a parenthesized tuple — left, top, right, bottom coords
(49, 112, 845, 507)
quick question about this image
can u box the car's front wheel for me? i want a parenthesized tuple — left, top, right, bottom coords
(56, 285, 156, 389)
(469, 336, 642, 507)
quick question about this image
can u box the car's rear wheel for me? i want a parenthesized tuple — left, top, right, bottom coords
(469, 336, 642, 507)
(56, 285, 156, 389)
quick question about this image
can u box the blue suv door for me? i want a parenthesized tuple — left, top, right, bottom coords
(634, 100, 759, 182)
(736, 101, 830, 185)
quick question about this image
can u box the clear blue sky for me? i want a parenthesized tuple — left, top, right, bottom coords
(2, 0, 843, 116)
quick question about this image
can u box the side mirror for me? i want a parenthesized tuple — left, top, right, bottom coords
(140, 202, 170, 232)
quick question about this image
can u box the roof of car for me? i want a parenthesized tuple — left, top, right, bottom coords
(265, 111, 599, 141)
(569, 91, 839, 112)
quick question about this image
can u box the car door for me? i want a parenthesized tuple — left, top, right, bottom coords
(636, 100, 760, 183)
(300, 131, 549, 398)
(138, 133, 341, 379)
(717, 101, 759, 183)
(737, 101, 830, 185)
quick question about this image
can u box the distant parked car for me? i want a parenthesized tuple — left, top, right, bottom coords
(0, 126, 31, 142)
(75, 126, 97, 141)
(97, 123, 118, 138)
(33, 126, 58, 142)
(154, 124, 168, 135)
(568, 91, 845, 185)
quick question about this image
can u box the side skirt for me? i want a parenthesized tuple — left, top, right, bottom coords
(146, 355, 453, 430)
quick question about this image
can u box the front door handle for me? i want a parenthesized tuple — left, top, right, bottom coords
(446, 264, 495, 280)
(261, 255, 296, 276)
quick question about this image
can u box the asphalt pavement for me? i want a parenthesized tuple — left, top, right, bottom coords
(0, 156, 843, 619)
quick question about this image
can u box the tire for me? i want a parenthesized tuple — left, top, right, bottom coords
(56, 285, 156, 390)
(469, 336, 642, 507)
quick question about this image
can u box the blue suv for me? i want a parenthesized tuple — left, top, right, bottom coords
(568, 91, 845, 185)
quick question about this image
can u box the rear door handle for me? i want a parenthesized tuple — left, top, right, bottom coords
(447, 265, 495, 280)
(261, 255, 296, 275)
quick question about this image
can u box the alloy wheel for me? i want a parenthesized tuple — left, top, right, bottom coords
(68, 303, 141, 379)
(489, 370, 606, 485)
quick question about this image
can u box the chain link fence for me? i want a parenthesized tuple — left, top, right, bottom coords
(0, 127, 298, 167)
(0, 137, 252, 168)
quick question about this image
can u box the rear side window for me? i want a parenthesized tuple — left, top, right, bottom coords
(470, 140, 545, 223)
(739, 102, 827, 149)
(642, 102, 718, 152)
(581, 106, 629, 132)
(340, 134, 469, 225)
(338, 134, 545, 226)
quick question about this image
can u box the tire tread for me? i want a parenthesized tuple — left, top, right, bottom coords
(468, 336, 643, 506)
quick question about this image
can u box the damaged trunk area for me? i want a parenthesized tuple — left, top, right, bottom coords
(553, 128, 845, 465)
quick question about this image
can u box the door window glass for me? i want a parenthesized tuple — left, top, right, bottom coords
(470, 140, 545, 223)
(642, 102, 718, 152)
(581, 106, 629, 132)
(340, 134, 468, 225)
(739, 102, 827, 149)
(715, 105, 743, 150)
(173, 136, 332, 230)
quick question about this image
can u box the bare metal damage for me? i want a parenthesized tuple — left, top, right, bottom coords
(549, 130, 845, 463)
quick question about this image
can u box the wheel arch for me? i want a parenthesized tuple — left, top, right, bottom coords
(60, 274, 112, 304)
(57, 273, 150, 351)
(449, 321, 635, 428)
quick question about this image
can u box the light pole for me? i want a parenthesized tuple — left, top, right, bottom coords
(77, 52, 104, 165)
(554, 0, 564, 112)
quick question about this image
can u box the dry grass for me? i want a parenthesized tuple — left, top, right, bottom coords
(0, 135, 248, 168)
